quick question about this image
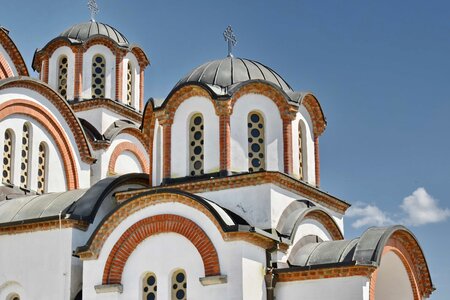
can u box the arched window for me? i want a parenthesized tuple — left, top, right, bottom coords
(37, 142, 47, 194)
(2, 129, 14, 184)
(298, 121, 305, 180)
(57, 55, 68, 99)
(20, 123, 30, 189)
(126, 62, 133, 106)
(91, 54, 106, 99)
(171, 269, 186, 300)
(247, 111, 265, 172)
(189, 113, 204, 176)
(142, 272, 157, 300)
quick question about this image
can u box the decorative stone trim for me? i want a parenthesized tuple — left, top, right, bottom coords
(108, 141, 149, 175)
(102, 214, 221, 284)
(0, 219, 88, 235)
(94, 284, 123, 294)
(0, 99, 80, 189)
(78, 192, 276, 260)
(115, 172, 350, 214)
(276, 265, 376, 282)
(199, 275, 228, 286)
(70, 98, 142, 123)
(0, 28, 29, 76)
(0, 79, 95, 164)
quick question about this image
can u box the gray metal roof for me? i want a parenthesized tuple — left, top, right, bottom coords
(176, 57, 293, 92)
(59, 22, 129, 46)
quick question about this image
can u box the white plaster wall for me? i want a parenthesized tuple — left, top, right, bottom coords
(171, 97, 220, 177)
(114, 152, 143, 174)
(0, 87, 92, 189)
(82, 202, 266, 300)
(122, 53, 140, 110)
(291, 107, 316, 186)
(374, 251, 414, 300)
(242, 258, 265, 300)
(152, 120, 163, 186)
(82, 45, 115, 100)
(75, 108, 137, 135)
(0, 45, 18, 76)
(199, 185, 272, 229)
(0, 116, 67, 192)
(275, 276, 370, 300)
(230, 94, 283, 173)
(48, 46, 75, 100)
(0, 228, 75, 300)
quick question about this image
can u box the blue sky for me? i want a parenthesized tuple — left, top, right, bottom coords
(3, 0, 450, 298)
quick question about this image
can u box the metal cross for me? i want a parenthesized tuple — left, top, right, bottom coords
(223, 25, 237, 57)
(87, 0, 99, 22)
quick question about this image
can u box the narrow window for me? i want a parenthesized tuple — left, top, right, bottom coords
(37, 142, 47, 194)
(20, 123, 30, 189)
(126, 62, 133, 106)
(57, 56, 68, 99)
(142, 272, 157, 300)
(171, 269, 186, 300)
(189, 113, 204, 176)
(91, 54, 105, 98)
(2, 129, 14, 184)
(298, 122, 305, 180)
(247, 112, 265, 172)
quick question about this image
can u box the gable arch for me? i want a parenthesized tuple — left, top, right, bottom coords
(102, 214, 221, 284)
(0, 27, 29, 77)
(0, 78, 95, 164)
(108, 141, 149, 175)
(0, 99, 79, 189)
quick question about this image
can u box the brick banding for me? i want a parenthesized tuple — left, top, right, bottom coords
(108, 142, 149, 175)
(0, 28, 29, 76)
(102, 214, 221, 284)
(302, 209, 344, 240)
(0, 53, 14, 79)
(0, 99, 79, 189)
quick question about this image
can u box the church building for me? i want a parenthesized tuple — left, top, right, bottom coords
(0, 7, 434, 300)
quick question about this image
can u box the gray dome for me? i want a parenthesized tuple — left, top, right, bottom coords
(59, 22, 129, 46)
(176, 57, 293, 92)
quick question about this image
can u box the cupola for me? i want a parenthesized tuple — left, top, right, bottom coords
(32, 21, 150, 112)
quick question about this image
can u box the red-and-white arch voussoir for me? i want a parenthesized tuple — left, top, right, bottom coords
(102, 214, 221, 285)
(0, 99, 79, 189)
(108, 141, 149, 175)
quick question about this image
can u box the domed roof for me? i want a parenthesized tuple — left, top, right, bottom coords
(176, 57, 293, 92)
(59, 21, 129, 46)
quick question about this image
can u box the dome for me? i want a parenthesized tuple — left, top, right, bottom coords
(59, 21, 129, 46)
(176, 57, 293, 92)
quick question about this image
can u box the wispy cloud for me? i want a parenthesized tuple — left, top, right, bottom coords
(346, 188, 450, 228)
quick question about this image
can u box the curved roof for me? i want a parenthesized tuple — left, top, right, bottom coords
(59, 21, 129, 46)
(176, 57, 293, 92)
(0, 173, 149, 226)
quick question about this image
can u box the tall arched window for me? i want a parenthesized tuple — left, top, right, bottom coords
(247, 111, 265, 172)
(91, 54, 106, 99)
(171, 269, 186, 300)
(57, 55, 68, 99)
(37, 142, 47, 194)
(298, 122, 305, 180)
(142, 272, 157, 300)
(126, 62, 133, 106)
(20, 123, 31, 189)
(189, 113, 204, 176)
(2, 129, 14, 184)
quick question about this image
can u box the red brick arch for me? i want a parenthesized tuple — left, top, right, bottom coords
(369, 230, 433, 300)
(102, 214, 221, 284)
(0, 99, 79, 189)
(0, 28, 29, 76)
(0, 53, 14, 79)
(302, 209, 344, 240)
(108, 142, 149, 175)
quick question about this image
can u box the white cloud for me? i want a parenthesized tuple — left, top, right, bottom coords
(346, 204, 393, 228)
(346, 187, 450, 229)
(400, 187, 450, 226)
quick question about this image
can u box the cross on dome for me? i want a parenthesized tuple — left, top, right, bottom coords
(87, 0, 99, 22)
(223, 25, 237, 57)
